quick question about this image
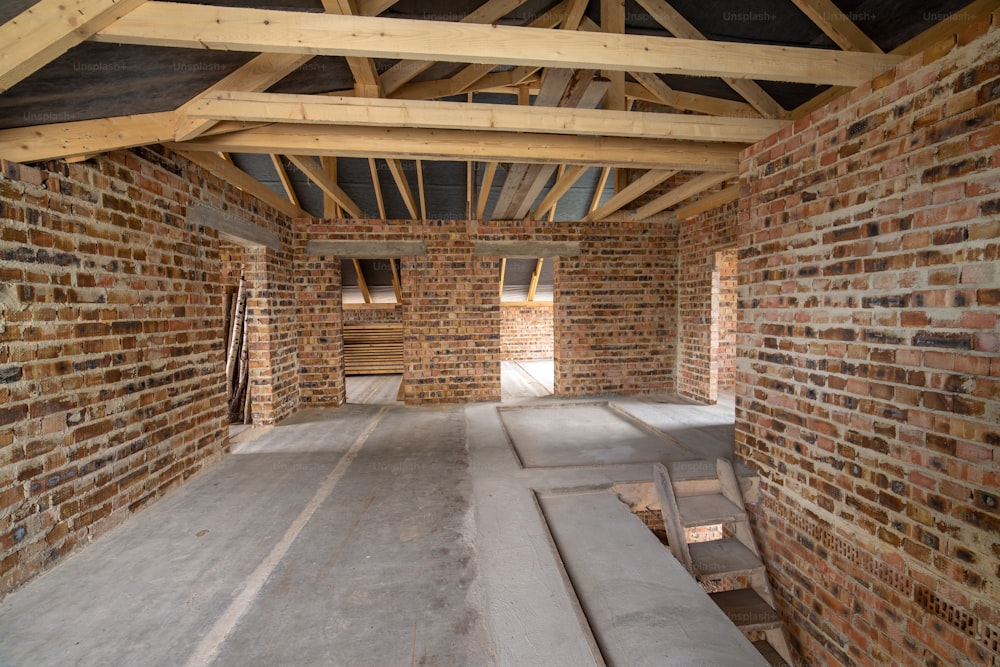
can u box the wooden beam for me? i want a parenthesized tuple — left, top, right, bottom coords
(270, 155, 300, 206)
(0, 0, 147, 94)
(356, 0, 398, 14)
(629, 71, 760, 118)
(590, 166, 611, 213)
(475, 240, 581, 257)
(584, 168, 676, 222)
(499, 257, 507, 296)
(630, 1, 785, 118)
(531, 164, 588, 220)
(321, 156, 341, 217)
(390, 258, 402, 303)
(368, 158, 387, 219)
(96, 2, 904, 86)
(168, 124, 743, 171)
(790, 0, 884, 53)
(379, 0, 530, 95)
(174, 149, 309, 219)
(306, 240, 427, 256)
(175, 53, 314, 141)
(416, 160, 427, 221)
(669, 183, 739, 221)
(548, 165, 565, 222)
(527, 258, 544, 302)
(286, 154, 364, 218)
(385, 159, 419, 219)
(601, 0, 626, 112)
(352, 259, 373, 303)
(0, 111, 175, 163)
(476, 162, 498, 220)
(634, 171, 733, 220)
(188, 203, 281, 250)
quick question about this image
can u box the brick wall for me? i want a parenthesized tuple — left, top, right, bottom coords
(343, 304, 402, 324)
(500, 303, 553, 360)
(738, 14, 1000, 666)
(297, 217, 676, 403)
(0, 147, 295, 597)
(678, 201, 738, 403)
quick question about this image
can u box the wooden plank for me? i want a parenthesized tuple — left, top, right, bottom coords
(653, 462, 695, 574)
(629, 70, 760, 118)
(416, 160, 427, 221)
(526, 258, 544, 302)
(790, 0, 883, 53)
(584, 168, 676, 222)
(352, 259, 373, 303)
(368, 158, 387, 219)
(589, 166, 611, 213)
(634, 171, 733, 220)
(174, 149, 309, 219)
(188, 203, 281, 250)
(188, 90, 789, 144)
(390, 258, 402, 303)
(379, 0, 530, 95)
(385, 159, 419, 219)
(322, 156, 341, 218)
(270, 155, 300, 206)
(531, 164, 587, 219)
(674, 493, 745, 528)
(498, 257, 507, 296)
(0, 111, 176, 163)
(709, 589, 782, 632)
(632, 0, 785, 118)
(474, 240, 580, 258)
(669, 183, 738, 221)
(476, 162, 498, 220)
(168, 124, 742, 171)
(286, 154, 363, 218)
(0, 0, 147, 94)
(96, 2, 904, 86)
(601, 0, 626, 112)
(306, 240, 427, 257)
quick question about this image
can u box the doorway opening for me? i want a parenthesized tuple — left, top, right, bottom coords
(499, 257, 555, 400)
(711, 247, 738, 404)
(342, 257, 404, 405)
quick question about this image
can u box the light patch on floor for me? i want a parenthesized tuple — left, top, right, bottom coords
(497, 402, 696, 468)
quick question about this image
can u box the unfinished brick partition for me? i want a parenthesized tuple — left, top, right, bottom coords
(296, 217, 676, 403)
(737, 15, 1000, 666)
(0, 148, 296, 596)
(679, 200, 739, 403)
(500, 303, 554, 360)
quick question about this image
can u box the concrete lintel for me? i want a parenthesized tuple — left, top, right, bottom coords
(305, 240, 427, 257)
(474, 241, 580, 258)
(189, 203, 280, 250)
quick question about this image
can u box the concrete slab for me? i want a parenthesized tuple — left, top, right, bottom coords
(498, 402, 696, 468)
(346, 374, 403, 405)
(500, 360, 552, 400)
(538, 490, 768, 667)
(612, 395, 737, 463)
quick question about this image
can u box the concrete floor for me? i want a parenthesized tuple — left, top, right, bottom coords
(0, 371, 763, 667)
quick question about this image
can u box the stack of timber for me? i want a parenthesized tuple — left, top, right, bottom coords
(343, 323, 404, 375)
(225, 276, 252, 423)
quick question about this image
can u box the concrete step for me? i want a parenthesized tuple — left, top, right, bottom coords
(689, 538, 764, 580)
(709, 589, 782, 632)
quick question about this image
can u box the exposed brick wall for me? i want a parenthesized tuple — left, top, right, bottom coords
(500, 303, 553, 360)
(296, 217, 676, 403)
(0, 147, 295, 597)
(737, 15, 1000, 666)
(343, 304, 402, 324)
(678, 200, 738, 403)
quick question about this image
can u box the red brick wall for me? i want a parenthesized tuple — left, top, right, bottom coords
(343, 304, 402, 324)
(678, 201, 738, 403)
(297, 217, 676, 403)
(0, 147, 295, 597)
(501, 303, 553, 360)
(738, 15, 1000, 666)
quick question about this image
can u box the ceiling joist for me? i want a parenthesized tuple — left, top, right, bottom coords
(93, 2, 903, 87)
(166, 125, 741, 171)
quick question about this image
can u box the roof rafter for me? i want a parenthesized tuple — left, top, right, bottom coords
(584, 168, 677, 222)
(634, 171, 733, 220)
(790, 0, 884, 53)
(0, 0, 147, 94)
(286, 154, 363, 218)
(93, 2, 903, 87)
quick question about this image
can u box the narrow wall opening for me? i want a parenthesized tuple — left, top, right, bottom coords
(342, 257, 404, 405)
(500, 257, 555, 400)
